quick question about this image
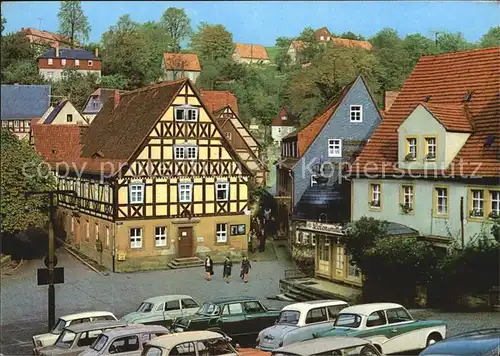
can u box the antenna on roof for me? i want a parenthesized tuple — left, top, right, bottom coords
(464, 90, 474, 102)
(424, 96, 431, 102)
(429, 29, 445, 45)
(37, 17, 43, 29)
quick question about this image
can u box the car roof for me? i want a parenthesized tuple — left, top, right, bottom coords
(274, 336, 370, 354)
(101, 325, 168, 339)
(147, 331, 225, 349)
(142, 295, 195, 304)
(65, 320, 127, 333)
(209, 296, 257, 304)
(60, 311, 115, 322)
(339, 303, 403, 316)
(420, 328, 500, 356)
(283, 300, 348, 312)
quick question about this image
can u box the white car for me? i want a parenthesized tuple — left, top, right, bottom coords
(257, 299, 349, 351)
(32, 311, 117, 353)
(314, 302, 447, 355)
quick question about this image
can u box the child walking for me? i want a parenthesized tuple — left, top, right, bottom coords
(241, 256, 251, 283)
(222, 256, 232, 283)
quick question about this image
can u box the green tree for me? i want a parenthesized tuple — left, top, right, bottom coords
(139, 21, 174, 82)
(51, 69, 99, 109)
(99, 74, 130, 90)
(403, 33, 438, 64)
(479, 26, 500, 48)
(2, 60, 45, 85)
(160, 7, 191, 52)
(341, 31, 365, 40)
(1, 16, 6, 35)
(0, 128, 55, 233)
(274, 37, 293, 72)
(57, 1, 91, 47)
(190, 22, 234, 61)
(436, 32, 474, 53)
(296, 26, 323, 64)
(0, 32, 36, 71)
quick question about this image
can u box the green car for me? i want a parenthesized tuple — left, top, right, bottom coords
(314, 303, 447, 355)
(172, 296, 281, 346)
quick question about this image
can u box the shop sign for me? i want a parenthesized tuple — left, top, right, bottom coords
(305, 221, 344, 235)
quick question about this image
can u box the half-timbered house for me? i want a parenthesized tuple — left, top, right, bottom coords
(34, 78, 252, 271)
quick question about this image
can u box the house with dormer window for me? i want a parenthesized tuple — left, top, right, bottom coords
(276, 75, 383, 286)
(351, 47, 499, 247)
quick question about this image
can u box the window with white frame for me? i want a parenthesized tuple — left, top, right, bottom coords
(48, 58, 53, 65)
(179, 183, 192, 203)
(155, 226, 167, 247)
(46, 71, 54, 79)
(311, 234, 316, 246)
(216, 223, 227, 243)
(174, 146, 185, 159)
(490, 191, 500, 217)
(175, 106, 198, 122)
(88, 60, 93, 66)
(336, 246, 345, 270)
(471, 189, 484, 216)
(75, 59, 80, 66)
(311, 175, 318, 187)
(61, 58, 66, 66)
(402, 185, 414, 210)
(174, 145, 197, 160)
(425, 137, 437, 160)
(406, 138, 417, 159)
(295, 232, 302, 244)
(328, 139, 342, 157)
(370, 183, 381, 207)
(129, 183, 144, 204)
(281, 116, 287, 121)
(350, 105, 362, 122)
(105, 226, 110, 248)
(130, 228, 142, 248)
(216, 182, 229, 201)
(436, 187, 448, 215)
(186, 146, 197, 159)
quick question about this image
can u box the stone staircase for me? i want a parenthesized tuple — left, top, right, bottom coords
(278, 277, 353, 303)
(167, 257, 204, 269)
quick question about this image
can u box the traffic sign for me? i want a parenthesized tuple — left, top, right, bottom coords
(44, 255, 58, 268)
(37, 267, 64, 285)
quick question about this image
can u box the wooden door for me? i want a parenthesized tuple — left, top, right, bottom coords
(317, 236, 331, 276)
(178, 227, 193, 257)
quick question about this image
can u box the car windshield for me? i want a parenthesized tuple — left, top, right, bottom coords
(197, 302, 220, 316)
(55, 329, 77, 348)
(335, 313, 362, 328)
(277, 310, 300, 325)
(51, 318, 67, 334)
(137, 302, 154, 313)
(91, 334, 108, 351)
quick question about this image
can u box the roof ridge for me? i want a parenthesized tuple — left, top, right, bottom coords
(121, 78, 188, 96)
(420, 46, 500, 60)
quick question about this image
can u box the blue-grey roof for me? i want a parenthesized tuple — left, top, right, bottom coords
(43, 100, 67, 124)
(1, 85, 51, 120)
(38, 48, 99, 60)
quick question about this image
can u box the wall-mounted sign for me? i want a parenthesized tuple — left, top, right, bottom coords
(305, 221, 344, 235)
(230, 224, 246, 236)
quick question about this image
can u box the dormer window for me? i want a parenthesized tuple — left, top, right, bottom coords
(425, 137, 437, 160)
(405, 137, 417, 161)
(61, 59, 66, 66)
(48, 58, 53, 65)
(350, 105, 362, 122)
(175, 105, 198, 122)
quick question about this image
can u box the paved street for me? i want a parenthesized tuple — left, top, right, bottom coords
(1, 248, 500, 355)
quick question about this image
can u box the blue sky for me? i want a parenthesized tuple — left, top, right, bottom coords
(2, 1, 499, 46)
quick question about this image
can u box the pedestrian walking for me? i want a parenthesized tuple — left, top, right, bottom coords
(204, 255, 214, 281)
(250, 230, 259, 253)
(241, 256, 251, 283)
(222, 256, 232, 283)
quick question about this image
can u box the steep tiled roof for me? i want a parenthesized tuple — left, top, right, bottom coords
(163, 53, 201, 72)
(82, 88, 128, 114)
(234, 43, 269, 60)
(43, 100, 67, 124)
(420, 102, 473, 132)
(1, 84, 51, 120)
(331, 37, 373, 50)
(81, 79, 186, 160)
(38, 48, 99, 60)
(21, 27, 73, 47)
(354, 47, 500, 177)
(315, 27, 331, 40)
(200, 90, 239, 115)
(272, 106, 295, 127)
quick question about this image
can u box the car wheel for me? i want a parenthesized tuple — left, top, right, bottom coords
(426, 333, 442, 346)
(360, 346, 378, 355)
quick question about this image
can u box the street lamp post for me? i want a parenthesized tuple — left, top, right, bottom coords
(25, 189, 76, 331)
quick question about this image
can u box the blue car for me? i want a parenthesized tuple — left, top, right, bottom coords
(419, 328, 500, 356)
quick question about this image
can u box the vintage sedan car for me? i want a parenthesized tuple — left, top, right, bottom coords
(314, 303, 446, 355)
(140, 330, 237, 356)
(419, 328, 500, 356)
(171, 296, 281, 346)
(36, 320, 127, 356)
(270, 336, 383, 356)
(121, 295, 200, 327)
(78, 324, 168, 356)
(32, 311, 117, 353)
(257, 299, 349, 351)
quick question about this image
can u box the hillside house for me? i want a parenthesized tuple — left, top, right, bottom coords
(271, 106, 296, 144)
(162, 53, 201, 83)
(40, 100, 87, 125)
(38, 46, 101, 81)
(81, 88, 128, 123)
(20, 27, 74, 48)
(233, 43, 270, 64)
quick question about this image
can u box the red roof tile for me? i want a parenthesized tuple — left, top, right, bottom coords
(163, 53, 201, 72)
(200, 90, 239, 115)
(330, 37, 373, 51)
(384, 91, 399, 111)
(234, 43, 269, 60)
(420, 102, 473, 132)
(354, 47, 500, 177)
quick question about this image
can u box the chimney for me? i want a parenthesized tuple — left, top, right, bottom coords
(113, 89, 120, 108)
(55, 43, 59, 58)
(94, 47, 99, 58)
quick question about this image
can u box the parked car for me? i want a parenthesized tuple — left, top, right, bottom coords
(140, 330, 237, 356)
(78, 324, 168, 356)
(314, 303, 446, 355)
(35, 320, 127, 356)
(257, 299, 349, 351)
(419, 328, 500, 356)
(172, 296, 281, 346)
(269, 336, 383, 356)
(121, 295, 200, 327)
(32, 311, 117, 352)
